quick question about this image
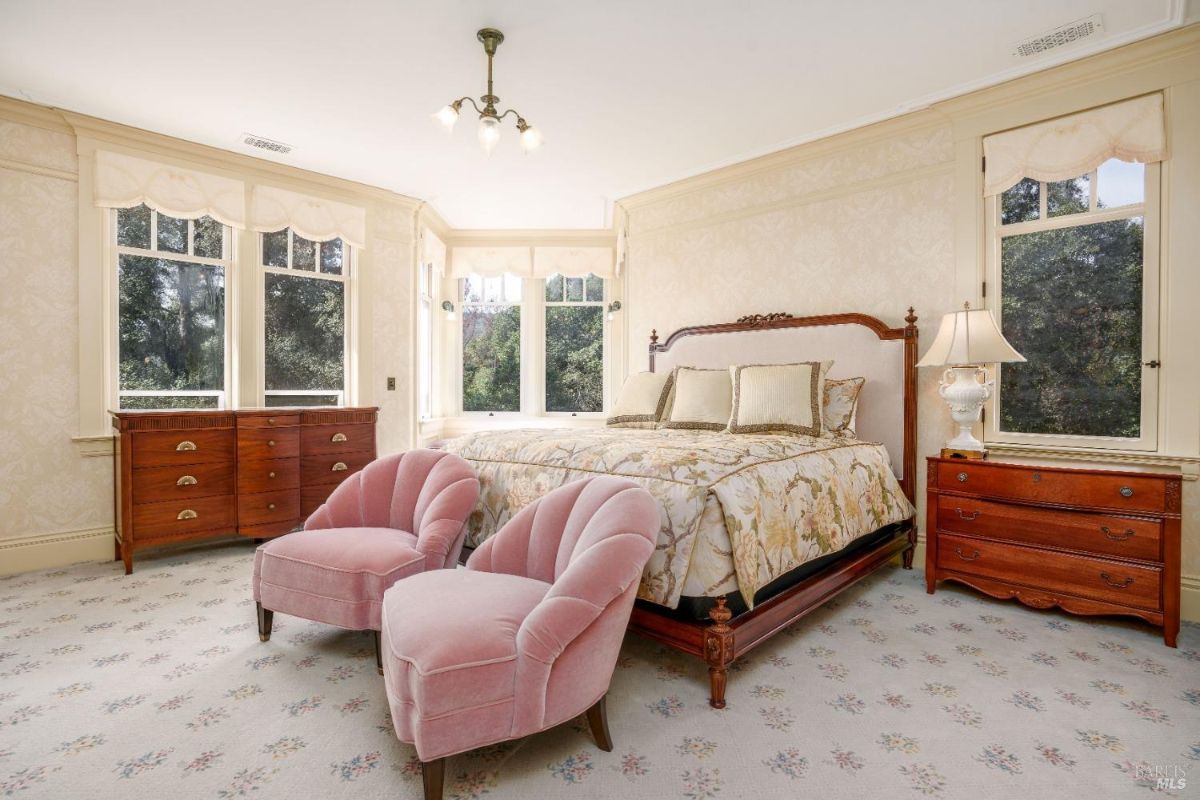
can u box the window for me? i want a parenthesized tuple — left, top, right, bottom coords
(417, 260, 434, 420)
(987, 157, 1159, 450)
(261, 228, 349, 407)
(115, 204, 230, 410)
(544, 273, 604, 413)
(458, 271, 608, 416)
(461, 274, 522, 413)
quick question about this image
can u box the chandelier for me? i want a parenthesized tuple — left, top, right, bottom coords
(433, 28, 543, 155)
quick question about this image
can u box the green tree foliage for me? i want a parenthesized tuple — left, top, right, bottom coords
(546, 306, 603, 412)
(463, 306, 522, 412)
(264, 273, 345, 398)
(999, 175, 1143, 438)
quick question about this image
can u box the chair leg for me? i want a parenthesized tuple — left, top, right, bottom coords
(420, 757, 445, 800)
(256, 602, 273, 642)
(373, 630, 383, 675)
(585, 694, 613, 752)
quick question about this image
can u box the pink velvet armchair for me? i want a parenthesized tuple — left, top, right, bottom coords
(252, 449, 479, 670)
(379, 476, 659, 800)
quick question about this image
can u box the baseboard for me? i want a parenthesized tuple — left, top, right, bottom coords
(911, 533, 1200, 623)
(0, 526, 114, 577)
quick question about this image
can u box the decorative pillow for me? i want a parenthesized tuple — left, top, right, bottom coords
(823, 377, 865, 438)
(728, 362, 828, 436)
(607, 371, 674, 428)
(662, 367, 733, 431)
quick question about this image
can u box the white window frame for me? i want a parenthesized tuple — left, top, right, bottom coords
(257, 229, 355, 408)
(417, 259, 434, 421)
(454, 273, 609, 418)
(110, 207, 235, 411)
(983, 162, 1162, 452)
(539, 273, 608, 418)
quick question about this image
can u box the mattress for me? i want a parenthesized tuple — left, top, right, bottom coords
(442, 427, 914, 609)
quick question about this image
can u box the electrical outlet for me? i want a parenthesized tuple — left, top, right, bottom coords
(386, 377, 396, 391)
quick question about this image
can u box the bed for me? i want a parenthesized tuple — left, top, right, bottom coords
(443, 309, 919, 707)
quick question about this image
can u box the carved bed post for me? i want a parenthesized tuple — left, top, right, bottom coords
(648, 329, 659, 372)
(901, 307, 919, 569)
(703, 596, 734, 709)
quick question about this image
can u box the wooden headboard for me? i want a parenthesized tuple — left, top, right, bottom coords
(649, 310, 919, 501)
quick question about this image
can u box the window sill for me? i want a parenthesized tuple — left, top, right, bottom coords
(432, 415, 606, 440)
(984, 441, 1200, 480)
(72, 435, 114, 458)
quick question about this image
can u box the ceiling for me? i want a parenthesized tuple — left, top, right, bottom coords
(0, 1, 1194, 229)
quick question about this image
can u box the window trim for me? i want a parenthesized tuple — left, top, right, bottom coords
(982, 162, 1162, 452)
(109, 207, 236, 413)
(539, 275, 608, 418)
(256, 230, 356, 409)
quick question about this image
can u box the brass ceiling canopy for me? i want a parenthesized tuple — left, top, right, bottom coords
(433, 27, 543, 154)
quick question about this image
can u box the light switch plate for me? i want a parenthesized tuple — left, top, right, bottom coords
(386, 377, 396, 391)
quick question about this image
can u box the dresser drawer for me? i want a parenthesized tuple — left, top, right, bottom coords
(301, 452, 372, 487)
(237, 427, 299, 461)
(241, 520, 300, 539)
(936, 462, 1167, 514)
(301, 423, 374, 456)
(301, 484, 335, 518)
(238, 457, 301, 494)
(238, 488, 300, 527)
(237, 413, 300, 429)
(132, 429, 235, 467)
(132, 494, 236, 539)
(936, 495, 1162, 562)
(132, 462, 235, 505)
(936, 533, 1162, 611)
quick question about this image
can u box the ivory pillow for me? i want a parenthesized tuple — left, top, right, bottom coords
(607, 371, 674, 428)
(662, 367, 733, 431)
(823, 377, 865, 438)
(728, 362, 828, 436)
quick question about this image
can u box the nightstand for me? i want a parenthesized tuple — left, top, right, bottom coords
(925, 457, 1182, 646)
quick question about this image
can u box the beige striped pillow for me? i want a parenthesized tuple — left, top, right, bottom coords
(728, 361, 829, 436)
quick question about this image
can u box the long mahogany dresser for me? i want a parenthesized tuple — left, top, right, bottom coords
(926, 457, 1182, 646)
(112, 407, 377, 574)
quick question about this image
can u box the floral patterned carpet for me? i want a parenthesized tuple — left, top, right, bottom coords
(1, 540, 1196, 799)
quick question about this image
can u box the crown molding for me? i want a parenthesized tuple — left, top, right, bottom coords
(0, 94, 72, 133)
(446, 228, 616, 248)
(48, 103, 423, 211)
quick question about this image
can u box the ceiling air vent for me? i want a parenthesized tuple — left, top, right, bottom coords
(241, 133, 293, 154)
(1014, 15, 1103, 57)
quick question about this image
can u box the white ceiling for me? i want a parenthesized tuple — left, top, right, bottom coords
(0, 1, 1194, 229)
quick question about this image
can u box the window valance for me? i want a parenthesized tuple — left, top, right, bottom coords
(983, 94, 1166, 197)
(250, 185, 367, 250)
(422, 229, 447, 275)
(449, 245, 616, 279)
(532, 246, 616, 279)
(449, 246, 532, 278)
(94, 150, 246, 228)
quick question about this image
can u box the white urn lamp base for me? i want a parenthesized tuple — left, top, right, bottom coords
(937, 365, 992, 453)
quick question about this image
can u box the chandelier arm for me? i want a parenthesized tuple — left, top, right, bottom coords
(460, 97, 485, 116)
(496, 108, 524, 125)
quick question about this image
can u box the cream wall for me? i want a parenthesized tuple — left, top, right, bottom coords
(619, 28, 1200, 619)
(0, 101, 421, 572)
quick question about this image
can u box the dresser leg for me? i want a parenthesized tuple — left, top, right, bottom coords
(925, 571, 935, 595)
(121, 541, 133, 575)
(1164, 616, 1179, 648)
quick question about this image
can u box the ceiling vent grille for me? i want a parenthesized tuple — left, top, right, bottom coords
(1014, 15, 1103, 57)
(241, 133, 293, 154)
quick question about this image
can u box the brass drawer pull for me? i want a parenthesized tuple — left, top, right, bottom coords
(268, 503, 276, 511)
(1119, 486, 1134, 497)
(1100, 572, 1133, 589)
(268, 471, 277, 479)
(331, 432, 348, 443)
(176, 475, 198, 486)
(177, 509, 198, 520)
(1100, 526, 1135, 541)
(267, 417, 275, 425)
(267, 440, 276, 447)
(175, 440, 197, 452)
(955, 508, 980, 521)
(331, 462, 348, 472)
(954, 547, 981, 562)
(956, 471, 968, 482)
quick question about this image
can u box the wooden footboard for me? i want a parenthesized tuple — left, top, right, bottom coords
(628, 518, 915, 707)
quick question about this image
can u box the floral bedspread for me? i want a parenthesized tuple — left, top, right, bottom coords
(442, 428, 914, 609)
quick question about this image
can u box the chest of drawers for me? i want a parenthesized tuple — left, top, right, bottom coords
(112, 407, 377, 573)
(925, 457, 1182, 646)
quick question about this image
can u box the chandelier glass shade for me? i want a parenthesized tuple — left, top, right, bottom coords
(433, 28, 543, 155)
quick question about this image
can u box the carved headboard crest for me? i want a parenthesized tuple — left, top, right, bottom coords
(736, 312, 795, 326)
